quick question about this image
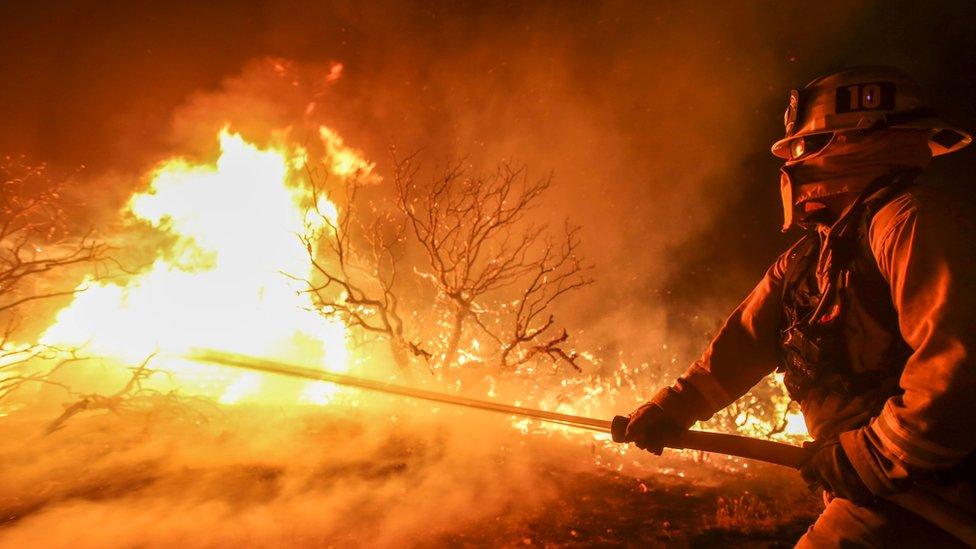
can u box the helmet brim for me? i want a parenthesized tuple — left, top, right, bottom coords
(771, 119, 972, 159)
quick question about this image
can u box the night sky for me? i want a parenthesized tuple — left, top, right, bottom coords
(3, 0, 975, 367)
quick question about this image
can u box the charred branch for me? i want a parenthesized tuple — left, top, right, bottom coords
(44, 352, 161, 433)
(0, 344, 85, 402)
(393, 154, 592, 371)
(295, 166, 429, 370)
(0, 171, 110, 315)
(499, 223, 593, 371)
(0, 159, 113, 402)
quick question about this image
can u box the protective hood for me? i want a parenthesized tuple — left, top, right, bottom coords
(779, 129, 932, 230)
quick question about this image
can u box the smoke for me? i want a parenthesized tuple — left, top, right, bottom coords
(0, 403, 540, 547)
(0, 396, 681, 548)
(0, 385, 812, 548)
(7, 1, 976, 365)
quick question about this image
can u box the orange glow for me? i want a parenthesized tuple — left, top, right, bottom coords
(39, 130, 359, 404)
(319, 125, 375, 179)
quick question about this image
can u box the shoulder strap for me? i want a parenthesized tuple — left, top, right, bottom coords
(852, 169, 918, 270)
(824, 169, 920, 273)
(843, 171, 918, 335)
(781, 234, 819, 299)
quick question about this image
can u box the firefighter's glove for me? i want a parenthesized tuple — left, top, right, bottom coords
(800, 439, 874, 505)
(623, 386, 695, 455)
(623, 402, 682, 455)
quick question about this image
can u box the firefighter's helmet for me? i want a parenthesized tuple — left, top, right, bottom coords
(771, 66, 971, 160)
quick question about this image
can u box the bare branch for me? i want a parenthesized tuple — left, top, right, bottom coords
(498, 222, 593, 371)
(393, 155, 592, 371)
(294, 164, 429, 370)
(44, 352, 162, 434)
(0, 157, 114, 403)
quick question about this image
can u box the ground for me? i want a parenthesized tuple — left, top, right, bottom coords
(0, 397, 819, 548)
(439, 467, 818, 548)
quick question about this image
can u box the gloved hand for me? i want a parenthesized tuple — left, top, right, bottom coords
(624, 401, 683, 454)
(800, 438, 874, 505)
(623, 385, 704, 455)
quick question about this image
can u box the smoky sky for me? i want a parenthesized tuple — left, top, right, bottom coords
(2, 0, 975, 369)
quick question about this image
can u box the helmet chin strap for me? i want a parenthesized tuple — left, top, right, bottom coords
(779, 168, 796, 232)
(795, 201, 837, 229)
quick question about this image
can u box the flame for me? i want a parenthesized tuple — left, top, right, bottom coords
(40, 130, 356, 404)
(319, 126, 375, 179)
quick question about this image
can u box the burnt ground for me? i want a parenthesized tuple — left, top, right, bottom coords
(437, 468, 818, 548)
(0, 400, 820, 548)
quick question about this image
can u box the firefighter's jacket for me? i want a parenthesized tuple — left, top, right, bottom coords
(675, 183, 976, 493)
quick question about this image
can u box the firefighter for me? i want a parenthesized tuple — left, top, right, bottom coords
(622, 66, 975, 546)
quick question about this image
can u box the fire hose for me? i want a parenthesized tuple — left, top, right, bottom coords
(191, 350, 976, 545)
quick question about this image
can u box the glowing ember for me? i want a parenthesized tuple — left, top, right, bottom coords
(40, 130, 355, 404)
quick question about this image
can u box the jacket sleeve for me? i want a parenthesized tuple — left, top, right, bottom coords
(663, 250, 790, 423)
(841, 191, 976, 493)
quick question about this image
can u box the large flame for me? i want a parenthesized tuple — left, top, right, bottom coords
(41, 130, 355, 404)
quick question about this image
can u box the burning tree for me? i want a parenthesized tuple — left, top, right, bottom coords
(0, 158, 109, 401)
(393, 156, 592, 372)
(299, 167, 431, 372)
(301, 152, 594, 375)
(498, 222, 592, 370)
